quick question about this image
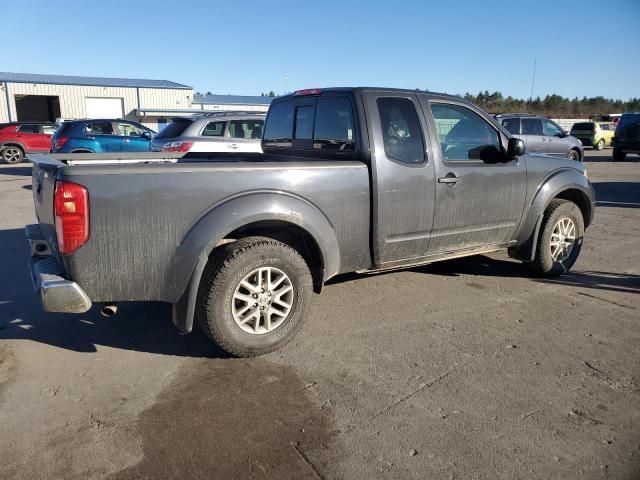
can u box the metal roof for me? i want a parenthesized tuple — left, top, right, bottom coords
(0, 72, 191, 90)
(193, 94, 274, 105)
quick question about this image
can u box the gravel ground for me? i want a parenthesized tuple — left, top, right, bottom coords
(0, 149, 638, 479)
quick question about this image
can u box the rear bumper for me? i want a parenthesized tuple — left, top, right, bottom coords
(25, 225, 92, 313)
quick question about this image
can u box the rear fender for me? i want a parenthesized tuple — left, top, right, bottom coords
(171, 191, 340, 332)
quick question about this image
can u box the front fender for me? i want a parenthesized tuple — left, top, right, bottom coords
(514, 168, 594, 260)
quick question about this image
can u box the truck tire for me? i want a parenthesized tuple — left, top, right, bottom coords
(528, 199, 584, 277)
(196, 237, 313, 357)
(612, 148, 626, 162)
(1, 145, 24, 164)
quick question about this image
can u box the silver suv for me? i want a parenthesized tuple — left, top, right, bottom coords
(495, 114, 584, 161)
(150, 112, 265, 154)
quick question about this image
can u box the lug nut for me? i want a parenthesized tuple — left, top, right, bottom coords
(260, 306, 264, 310)
(253, 294, 258, 298)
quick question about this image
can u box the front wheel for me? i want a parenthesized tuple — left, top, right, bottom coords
(196, 237, 313, 357)
(528, 199, 584, 277)
(595, 139, 605, 151)
(567, 149, 581, 161)
(1, 146, 24, 164)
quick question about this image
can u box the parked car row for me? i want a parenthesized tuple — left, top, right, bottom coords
(2, 108, 638, 164)
(0, 112, 267, 163)
(495, 113, 584, 161)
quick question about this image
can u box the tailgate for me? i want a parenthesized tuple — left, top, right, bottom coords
(29, 154, 63, 256)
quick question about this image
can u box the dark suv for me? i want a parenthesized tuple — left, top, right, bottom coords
(612, 113, 640, 161)
(51, 119, 155, 153)
(495, 114, 584, 161)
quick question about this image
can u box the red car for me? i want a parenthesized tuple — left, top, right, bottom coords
(0, 122, 57, 164)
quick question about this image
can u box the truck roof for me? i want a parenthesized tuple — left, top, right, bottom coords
(277, 87, 463, 101)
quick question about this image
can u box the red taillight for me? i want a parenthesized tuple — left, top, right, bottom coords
(161, 141, 193, 152)
(54, 181, 89, 254)
(54, 137, 68, 150)
(294, 89, 322, 96)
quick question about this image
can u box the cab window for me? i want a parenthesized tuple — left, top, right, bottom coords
(431, 103, 501, 163)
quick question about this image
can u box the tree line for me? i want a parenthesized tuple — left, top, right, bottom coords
(462, 91, 640, 118)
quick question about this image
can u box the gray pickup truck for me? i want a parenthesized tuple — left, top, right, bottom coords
(27, 87, 595, 356)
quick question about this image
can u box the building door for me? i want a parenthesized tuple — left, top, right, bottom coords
(85, 97, 124, 119)
(15, 95, 61, 122)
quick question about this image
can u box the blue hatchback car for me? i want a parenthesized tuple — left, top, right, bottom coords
(51, 119, 155, 153)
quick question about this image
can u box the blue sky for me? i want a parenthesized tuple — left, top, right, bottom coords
(2, 0, 639, 99)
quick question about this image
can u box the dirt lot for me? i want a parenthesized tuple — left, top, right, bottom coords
(1, 149, 639, 479)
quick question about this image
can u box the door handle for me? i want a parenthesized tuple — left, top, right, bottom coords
(438, 174, 460, 186)
(228, 144, 239, 149)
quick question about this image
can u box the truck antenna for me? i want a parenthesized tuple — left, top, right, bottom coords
(529, 59, 537, 102)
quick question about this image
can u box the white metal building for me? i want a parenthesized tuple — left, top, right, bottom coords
(0, 72, 277, 132)
(191, 94, 273, 112)
(0, 72, 193, 131)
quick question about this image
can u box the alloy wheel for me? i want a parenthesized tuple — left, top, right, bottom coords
(550, 217, 576, 262)
(231, 266, 294, 335)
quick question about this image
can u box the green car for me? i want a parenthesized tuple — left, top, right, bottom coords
(570, 121, 615, 150)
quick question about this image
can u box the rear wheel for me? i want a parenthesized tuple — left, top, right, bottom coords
(612, 148, 626, 162)
(595, 139, 605, 151)
(0, 146, 24, 164)
(196, 237, 313, 357)
(567, 149, 581, 161)
(528, 199, 584, 277)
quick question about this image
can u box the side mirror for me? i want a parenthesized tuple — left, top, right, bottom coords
(507, 138, 525, 160)
(562, 130, 570, 137)
(142, 131, 152, 140)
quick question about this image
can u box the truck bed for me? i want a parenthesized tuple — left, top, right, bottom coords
(29, 153, 371, 304)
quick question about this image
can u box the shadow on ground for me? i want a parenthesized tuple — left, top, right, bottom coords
(0, 165, 31, 177)
(0, 228, 225, 358)
(593, 181, 640, 208)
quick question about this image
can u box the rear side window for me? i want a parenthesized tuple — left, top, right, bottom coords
(501, 118, 520, 134)
(314, 98, 355, 151)
(521, 118, 543, 135)
(86, 122, 114, 135)
(377, 97, 424, 164)
(42, 125, 56, 135)
(17, 124, 40, 134)
(263, 102, 294, 146)
(229, 120, 264, 139)
(155, 120, 191, 139)
(202, 121, 226, 137)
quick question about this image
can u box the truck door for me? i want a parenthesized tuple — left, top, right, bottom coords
(419, 99, 527, 254)
(363, 92, 436, 266)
